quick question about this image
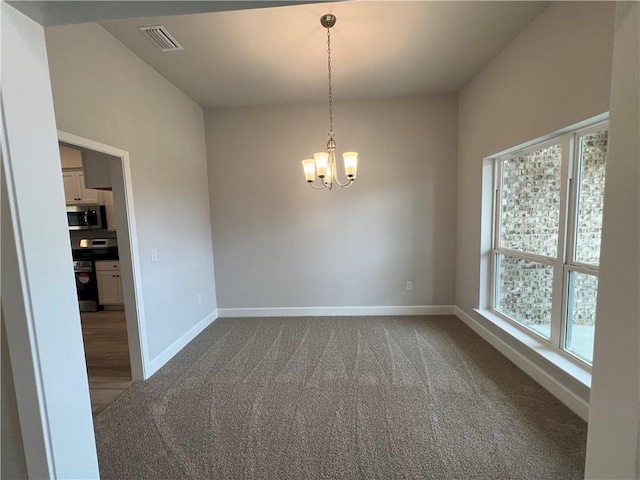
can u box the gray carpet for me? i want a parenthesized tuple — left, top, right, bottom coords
(95, 316, 587, 479)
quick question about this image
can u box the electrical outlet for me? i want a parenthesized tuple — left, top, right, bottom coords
(197, 294, 203, 304)
(406, 281, 413, 291)
(151, 248, 158, 262)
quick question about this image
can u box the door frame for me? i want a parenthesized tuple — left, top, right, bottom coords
(58, 130, 148, 380)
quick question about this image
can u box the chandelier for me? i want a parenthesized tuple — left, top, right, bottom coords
(301, 14, 358, 190)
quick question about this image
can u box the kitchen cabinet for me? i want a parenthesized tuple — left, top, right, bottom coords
(59, 144, 83, 169)
(63, 170, 101, 205)
(96, 261, 123, 305)
(62, 172, 79, 204)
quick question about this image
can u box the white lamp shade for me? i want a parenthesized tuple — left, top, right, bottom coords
(343, 152, 358, 178)
(301, 159, 316, 182)
(314, 152, 329, 177)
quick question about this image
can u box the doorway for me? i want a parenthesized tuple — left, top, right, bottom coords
(61, 140, 134, 414)
(58, 130, 148, 392)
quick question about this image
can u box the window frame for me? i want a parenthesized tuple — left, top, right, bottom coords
(489, 119, 608, 367)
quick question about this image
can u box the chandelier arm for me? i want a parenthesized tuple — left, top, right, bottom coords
(332, 172, 354, 188)
(308, 179, 327, 190)
(327, 142, 354, 188)
(330, 154, 354, 187)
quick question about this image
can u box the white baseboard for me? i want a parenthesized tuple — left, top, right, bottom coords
(453, 306, 589, 421)
(218, 305, 454, 318)
(145, 309, 219, 378)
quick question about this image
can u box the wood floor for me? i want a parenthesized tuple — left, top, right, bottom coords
(80, 310, 134, 416)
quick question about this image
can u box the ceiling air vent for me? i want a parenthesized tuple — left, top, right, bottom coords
(138, 25, 183, 52)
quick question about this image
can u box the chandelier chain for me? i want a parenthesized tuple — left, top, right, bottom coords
(326, 26, 333, 138)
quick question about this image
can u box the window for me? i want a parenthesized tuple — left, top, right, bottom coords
(491, 120, 608, 365)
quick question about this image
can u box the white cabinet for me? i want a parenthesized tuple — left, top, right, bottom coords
(63, 170, 101, 205)
(96, 261, 123, 305)
(60, 145, 101, 205)
(62, 172, 79, 204)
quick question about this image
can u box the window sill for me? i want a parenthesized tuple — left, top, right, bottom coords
(474, 309, 592, 389)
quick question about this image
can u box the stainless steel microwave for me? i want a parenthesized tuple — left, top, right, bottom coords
(67, 205, 106, 230)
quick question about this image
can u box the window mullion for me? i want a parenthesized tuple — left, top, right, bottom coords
(490, 161, 503, 310)
(560, 134, 582, 353)
(560, 265, 571, 354)
(493, 248, 557, 266)
(566, 133, 581, 268)
(567, 263, 599, 276)
(490, 252, 498, 311)
(493, 161, 503, 251)
(550, 134, 573, 348)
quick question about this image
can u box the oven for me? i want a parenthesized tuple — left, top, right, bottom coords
(74, 260, 99, 312)
(72, 238, 119, 312)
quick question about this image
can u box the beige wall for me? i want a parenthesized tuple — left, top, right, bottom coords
(586, 3, 640, 478)
(456, 1, 615, 314)
(1, 312, 28, 480)
(45, 23, 217, 360)
(2, 5, 100, 475)
(205, 95, 458, 309)
(455, 1, 615, 412)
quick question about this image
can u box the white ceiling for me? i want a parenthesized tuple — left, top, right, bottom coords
(9, 1, 331, 26)
(100, 1, 548, 108)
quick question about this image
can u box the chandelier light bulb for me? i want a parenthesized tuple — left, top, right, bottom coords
(300, 14, 359, 191)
